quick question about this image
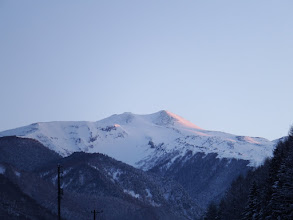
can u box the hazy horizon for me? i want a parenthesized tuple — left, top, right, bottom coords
(1, 0, 293, 140)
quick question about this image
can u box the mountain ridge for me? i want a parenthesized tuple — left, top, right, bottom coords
(0, 110, 275, 168)
(0, 111, 280, 217)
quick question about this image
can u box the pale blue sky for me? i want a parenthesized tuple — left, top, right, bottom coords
(1, 0, 292, 140)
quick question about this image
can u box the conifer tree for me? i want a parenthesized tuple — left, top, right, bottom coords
(204, 202, 219, 220)
(204, 126, 293, 220)
(243, 181, 259, 220)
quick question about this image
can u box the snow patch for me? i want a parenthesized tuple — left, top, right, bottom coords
(145, 189, 152, 198)
(52, 175, 58, 184)
(40, 171, 50, 177)
(90, 164, 99, 171)
(0, 165, 5, 174)
(62, 178, 73, 188)
(63, 168, 72, 176)
(243, 136, 260, 144)
(14, 171, 21, 177)
(112, 170, 121, 181)
(123, 189, 140, 199)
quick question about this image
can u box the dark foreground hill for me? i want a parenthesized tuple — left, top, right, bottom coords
(0, 174, 57, 220)
(0, 136, 201, 220)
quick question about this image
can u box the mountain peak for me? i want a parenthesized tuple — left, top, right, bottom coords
(150, 110, 203, 130)
(0, 110, 275, 167)
(101, 110, 202, 130)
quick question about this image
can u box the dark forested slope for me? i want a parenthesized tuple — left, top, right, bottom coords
(204, 128, 293, 220)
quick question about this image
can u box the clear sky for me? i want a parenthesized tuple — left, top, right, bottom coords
(1, 0, 292, 140)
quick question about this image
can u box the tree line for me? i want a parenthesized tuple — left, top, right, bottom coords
(204, 127, 293, 220)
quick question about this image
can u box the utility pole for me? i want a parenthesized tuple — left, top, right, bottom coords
(91, 209, 103, 220)
(57, 164, 63, 220)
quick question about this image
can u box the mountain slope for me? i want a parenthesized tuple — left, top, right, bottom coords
(0, 174, 57, 220)
(0, 137, 202, 220)
(0, 110, 275, 168)
(148, 151, 251, 209)
(0, 136, 61, 172)
(38, 152, 202, 220)
(0, 111, 277, 216)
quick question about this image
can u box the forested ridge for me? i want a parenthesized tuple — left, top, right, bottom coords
(204, 128, 293, 220)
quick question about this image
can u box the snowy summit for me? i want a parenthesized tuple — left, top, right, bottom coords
(0, 110, 275, 168)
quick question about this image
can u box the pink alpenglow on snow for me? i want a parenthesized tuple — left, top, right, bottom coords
(0, 110, 276, 168)
(165, 111, 203, 130)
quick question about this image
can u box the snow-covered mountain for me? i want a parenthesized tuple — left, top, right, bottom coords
(0, 111, 279, 217)
(0, 110, 275, 168)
